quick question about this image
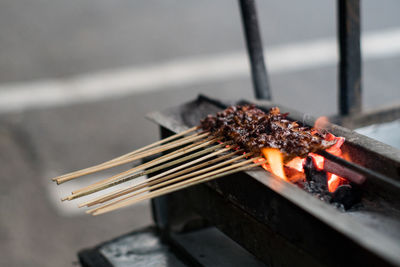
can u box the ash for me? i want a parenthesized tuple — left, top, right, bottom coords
(300, 181, 346, 211)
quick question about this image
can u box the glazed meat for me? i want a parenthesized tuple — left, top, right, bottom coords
(200, 105, 336, 161)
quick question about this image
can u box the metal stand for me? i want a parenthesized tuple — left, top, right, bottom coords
(240, 0, 362, 117)
(338, 0, 362, 116)
(239, 0, 271, 100)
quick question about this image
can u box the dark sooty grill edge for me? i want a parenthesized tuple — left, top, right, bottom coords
(249, 98, 400, 183)
(249, 98, 400, 211)
(146, 95, 400, 266)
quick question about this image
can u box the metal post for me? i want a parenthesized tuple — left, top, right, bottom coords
(239, 0, 271, 100)
(338, 0, 362, 116)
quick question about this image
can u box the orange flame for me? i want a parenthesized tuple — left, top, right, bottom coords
(261, 148, 287, 180)
(308, 153, 325, 170)
(255, 116, 350, 193)
(327, 174, 342, 192)
(314, 117, 348, 192)
(285, 157, 306, 172)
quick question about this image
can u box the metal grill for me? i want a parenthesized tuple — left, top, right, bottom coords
(78, 1, 400, 266)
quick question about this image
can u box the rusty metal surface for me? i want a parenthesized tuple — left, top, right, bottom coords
(147, 95, 400, 266)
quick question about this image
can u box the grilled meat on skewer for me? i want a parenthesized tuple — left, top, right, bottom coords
(201, 105, 336, 162)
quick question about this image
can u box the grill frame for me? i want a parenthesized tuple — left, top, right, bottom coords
(147, 95, 400, 267)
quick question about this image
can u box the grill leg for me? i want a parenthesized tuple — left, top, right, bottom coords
(338, 0, 362, 116)
(239, 0, 271, 100)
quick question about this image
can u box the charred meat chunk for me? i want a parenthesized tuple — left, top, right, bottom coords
(200, 105, 335, 161)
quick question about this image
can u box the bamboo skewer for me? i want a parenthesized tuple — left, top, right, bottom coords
(101, 126, 199, 164)
(54, 130, 208, 184)
(79, 151, 237, 207)
(87, 156, 259, 214)
(70, 136, 217, 195)
(80, 150, 247, 208)
(98, 130, 206, 167)
(87, 156, 259, 213)
(76, 144, 235, 204)
(51, 122, 270, 216)
(84, 152, 250, 209)
(55, 132, 206, 185)
(52, 127, 199, 184)
(90, 158, 266, 215)
(63, 140, 231, 201)
(62, 137, 218, 200)
(68, 136, 221, 196)
(70, 136, 211, 192)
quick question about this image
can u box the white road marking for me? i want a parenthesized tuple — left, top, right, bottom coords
(1, 27, 400, 114)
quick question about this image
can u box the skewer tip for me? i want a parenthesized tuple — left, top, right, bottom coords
(51, 177, 64, 185)
(86, 209, 97, 215)
(53, 177, 66, 185)
(91, 209, 109, 216)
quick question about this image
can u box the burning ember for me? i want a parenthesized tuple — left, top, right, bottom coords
(260, 118, 348, 192)
(256, 115, 361, 209)
(201, 105, 362, 209)
(261, 137, 347, 187)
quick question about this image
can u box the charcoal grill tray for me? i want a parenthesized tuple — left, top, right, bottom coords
(147, 95, 400, 267)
